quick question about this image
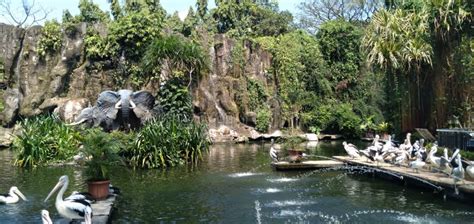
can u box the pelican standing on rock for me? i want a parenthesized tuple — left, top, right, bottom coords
(41, 210, 53, 224)
(0, 186, 27, 204)
(44, 175, 92, 224)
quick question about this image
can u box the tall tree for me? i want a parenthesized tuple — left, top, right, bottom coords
(297, 0, 383, 33)
(196, 0, 208, 18)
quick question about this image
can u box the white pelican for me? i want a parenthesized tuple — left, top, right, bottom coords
(452, 154, 465, 181)
(41, 210, 53, 224)
(0, 186, 27, 204)
(409, 155, 425, 173)
(342, 141, 360, 159)
(109, 184, 121, 195)
(269, 139, 278, 162)
(399, 133, 412, 152)
(44, 175, 92, 224)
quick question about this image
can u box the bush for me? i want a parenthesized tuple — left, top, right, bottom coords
(256, 107, 272, 133)
(36, 20, 63, 58)
(122, 115, 210, 169)
(12, 115, 81, 167)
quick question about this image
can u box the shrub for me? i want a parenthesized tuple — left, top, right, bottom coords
(12, 115, 81, 167)
(158, 78, 193, 120)
(36, 20, 63, 58)
(256, 107, 272, 133)
(122, 115, 210, 169)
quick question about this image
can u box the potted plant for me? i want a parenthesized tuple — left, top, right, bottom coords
(377, 122, 390, 140)
(81, 128, 121, 200)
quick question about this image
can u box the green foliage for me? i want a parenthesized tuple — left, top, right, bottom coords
(158, 78, 193, 120)
(36, 20, 63, 58)
(78, 0, 109, 23)
(12, 115, 81, 168)
(212, 0, 292, 37)
(256, 106, 272, 132)
(143, 35, 208, 84)
(122, 115, 210, 169)
(247, 78, 267, 110)
(81, 128, 121, 181)
(84, 28, 118, 61)
(109, 10, 163, 60)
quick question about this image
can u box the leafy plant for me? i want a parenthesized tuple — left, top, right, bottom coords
(256, 106, 272, 133)
(36, 20, 63, 58)
(122, 115, 210, 169)
(158, 78, 193, 120)
(81, 128, 121, 181)
(377, 122, 390, 134)
(12, 115, 81, 167)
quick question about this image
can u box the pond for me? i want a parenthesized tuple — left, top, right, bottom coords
(1, 141, 473, 223)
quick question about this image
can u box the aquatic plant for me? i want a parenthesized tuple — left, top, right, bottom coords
(122, 115, 210, 169)
(12, 115, 81, 167)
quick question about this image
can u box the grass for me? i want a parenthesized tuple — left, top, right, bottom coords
(12, 115, 81, 167)
(122, 114, 210, 169)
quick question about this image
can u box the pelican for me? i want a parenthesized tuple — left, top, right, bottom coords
(452, 154, 465, 181)
(0, 186, 27, 204)
(66, 191, 95, 204)
(41, 210, 53, 224)
(269, 139, 278, 162)
(44, 175, 92, 224)
(342, 141, 360, 159)
(409, 156, 425, 173)
(399, 133, 412, 152)
(109, 184, 121, 195)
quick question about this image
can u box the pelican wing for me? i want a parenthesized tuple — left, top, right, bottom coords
(64, 199, 92, 218)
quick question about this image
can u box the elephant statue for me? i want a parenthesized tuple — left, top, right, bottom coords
(69, 90, 158, 131)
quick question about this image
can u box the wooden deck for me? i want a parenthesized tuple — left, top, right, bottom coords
(272, 160, 344, 171)
(333, 156, 474, 199)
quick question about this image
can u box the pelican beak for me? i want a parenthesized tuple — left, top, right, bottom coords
(44, 181, 62, 202)
(14, 189, 27, 201)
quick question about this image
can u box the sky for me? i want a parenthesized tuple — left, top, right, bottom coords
(0, 0, 304, 26)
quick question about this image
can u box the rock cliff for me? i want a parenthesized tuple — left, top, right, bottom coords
(0, 23, 282, 143)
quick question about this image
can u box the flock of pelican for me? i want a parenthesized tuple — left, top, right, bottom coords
(343, 133, 474, 181)
(1, 175, 120, 223)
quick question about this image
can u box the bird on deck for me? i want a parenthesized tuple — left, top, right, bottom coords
(109, 184, 121, 195)
(409, 155, 426, 173)
(0, 186, 27, 204)
(452, 154, 465, 181)
(41, 210, 53, 224)
(342, 141, 360, 160)
(44, 175, 92, 224)
(399, 133, 412, 152)
(269, 139, 279, 162)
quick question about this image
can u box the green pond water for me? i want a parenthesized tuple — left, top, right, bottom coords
(1, 141, 474, 223)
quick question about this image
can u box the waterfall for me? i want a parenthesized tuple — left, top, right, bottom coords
(207, 74, 226, 124)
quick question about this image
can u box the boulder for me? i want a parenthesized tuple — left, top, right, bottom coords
(53, 98, 90, 123)
(1, 88, 22, 126)
(0, 124, 21, 147)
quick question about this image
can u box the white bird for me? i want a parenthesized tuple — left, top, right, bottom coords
(44, 175, 92, 224)
(41, 210, 53, 224)
(381, 135, 395, 153)
(269, 139, 279, 162)
(372, 134, 383, 151)
(0, 186, 27, 204)
(374, 151, 384, 166)
(399, 133, 412, 152)
(452, 154, 465, 181)
(342, 141, 360, 159)
(394, 150, 409, 166)
(109, 184, 121, 195)
(466, 162, 474, 179)
(409, 156, 425, 173)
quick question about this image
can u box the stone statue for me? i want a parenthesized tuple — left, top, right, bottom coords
(69, 90, 158, 131)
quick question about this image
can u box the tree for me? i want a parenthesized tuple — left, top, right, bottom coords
(78, 0, 109, 23)
(0, 0, 50, 28)
(196, 0, 208, 18)
(297, 0, 383, 33)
